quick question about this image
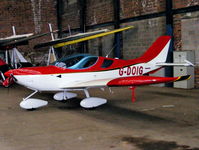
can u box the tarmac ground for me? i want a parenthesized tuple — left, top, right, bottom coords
(0, 84, 199, 150)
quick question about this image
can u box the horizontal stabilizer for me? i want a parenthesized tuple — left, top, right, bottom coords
(156, 60, 194, 67)
(107, 75, 191, 86)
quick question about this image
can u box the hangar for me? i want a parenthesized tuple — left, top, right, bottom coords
(0, 0, 199, 149)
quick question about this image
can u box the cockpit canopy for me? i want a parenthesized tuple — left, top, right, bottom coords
(53, 54, 98, 69)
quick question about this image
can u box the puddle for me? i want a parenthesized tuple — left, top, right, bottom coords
(121, 136, 199, 150)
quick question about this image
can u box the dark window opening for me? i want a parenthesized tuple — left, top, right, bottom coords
(82, 57, 98, 68)
(101, 59, 113, 68)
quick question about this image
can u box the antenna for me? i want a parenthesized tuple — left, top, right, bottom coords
(68, 24, 73, 51)
(12, 26, 16, 36)
(105, 44, 117, 58)
(68, 24, 72, 36)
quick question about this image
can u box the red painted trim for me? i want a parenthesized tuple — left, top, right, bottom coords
(127, 36, 171, 64)
(107, 76, 178, 86)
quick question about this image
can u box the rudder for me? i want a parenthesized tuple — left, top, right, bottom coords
(130, 36, 171, 64)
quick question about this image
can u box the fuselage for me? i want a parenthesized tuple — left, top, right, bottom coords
(5, 56, 158, 91)
(4, 36, 171, 91)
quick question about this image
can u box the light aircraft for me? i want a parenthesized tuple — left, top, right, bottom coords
(4, 33, 193, 110)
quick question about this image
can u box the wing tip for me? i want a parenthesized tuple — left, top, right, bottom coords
(176, 75, 191, 82)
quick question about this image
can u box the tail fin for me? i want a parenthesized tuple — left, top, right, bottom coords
(131, 36, 171, 64)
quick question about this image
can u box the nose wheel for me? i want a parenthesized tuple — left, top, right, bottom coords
(53, 91, 77, 101)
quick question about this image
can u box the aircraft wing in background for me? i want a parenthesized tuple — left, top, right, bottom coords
(34, 26, 134, 49)
(0, 32, 57, 50)
(0, 33, 33, 49)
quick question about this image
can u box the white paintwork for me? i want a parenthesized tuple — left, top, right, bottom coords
(14, 48, 28, 63)
(148, 40, 171, 64)
(20, 98, 48, 109)
(53, 92, 77, 101)
(80, 97, 107, 108)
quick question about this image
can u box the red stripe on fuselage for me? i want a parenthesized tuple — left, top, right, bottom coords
(5, 57, 130, 76)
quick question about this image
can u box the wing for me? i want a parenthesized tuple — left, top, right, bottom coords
(59, 75, 190, 89)
(34, 26, 134, 49)
(107, 75, 191, 87)
(0, 32, 53, 50)
(0, 33, 33, 49)
(53, 26, 133, 48)
(34, 29, 109, 49)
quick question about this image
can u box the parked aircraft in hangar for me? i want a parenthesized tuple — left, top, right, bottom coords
(4, 32, 193, 110)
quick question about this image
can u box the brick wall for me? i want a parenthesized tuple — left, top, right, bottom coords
(62, 0, 80, 29)
(86, 0, 114, 26)
(120, 0, 165, 19)
(0, 0, 57, 65)
(173, 0, 199, 52)
(173, 0, 199, 9)
(87, 26, 114, 57)
(180, 12, 199, 87)
(172, 0, 199, 87)
(121, 17, 166, 60)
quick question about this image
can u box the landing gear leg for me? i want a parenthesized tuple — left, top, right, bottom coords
(129, 86, 136, 103)
(20, 90, 48, 110)
(53, 91, 77, 101)
(23, 90, 38, 101)
(84, 89, 90, 98)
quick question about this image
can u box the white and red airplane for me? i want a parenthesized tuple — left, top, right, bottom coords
(4, 35, 192, 110)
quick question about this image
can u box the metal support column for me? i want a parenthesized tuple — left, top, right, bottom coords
(79, 0, 87, 53)
(165, 0, 174, 87)
(113, 0, 121, 58)
(56, 0, 63, 58)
